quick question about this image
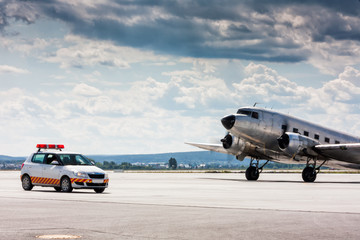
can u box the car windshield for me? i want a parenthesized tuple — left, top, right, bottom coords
(58, 154, 92, 166)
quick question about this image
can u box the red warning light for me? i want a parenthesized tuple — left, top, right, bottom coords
(36, 144, 47, 149)
(36, 144, 65, 150)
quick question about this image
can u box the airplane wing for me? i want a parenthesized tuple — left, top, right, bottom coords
(185, 142, 230, 155)
(315, 143, 360, 165)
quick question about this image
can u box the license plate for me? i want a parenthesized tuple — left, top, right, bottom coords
(92, 179, 103, 183)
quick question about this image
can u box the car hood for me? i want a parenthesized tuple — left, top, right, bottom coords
(63, 165, 105, 174)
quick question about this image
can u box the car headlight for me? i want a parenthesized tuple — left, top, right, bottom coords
(105, 173, 109, 179)
(73, 171, 88, 178)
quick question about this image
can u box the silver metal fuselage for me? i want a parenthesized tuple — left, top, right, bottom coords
(228, 107, 360, 169)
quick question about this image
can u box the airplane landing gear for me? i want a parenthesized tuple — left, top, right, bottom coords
(302, 166, 316, 182)
(302, 158, 326, 182)
(245, 158, 269, 181)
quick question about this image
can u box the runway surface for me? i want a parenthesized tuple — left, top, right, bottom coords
(1, 171, 360, 239)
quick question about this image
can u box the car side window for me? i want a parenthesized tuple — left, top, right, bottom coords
(32, 154, 46, 164)
(45, 154, 58, 165)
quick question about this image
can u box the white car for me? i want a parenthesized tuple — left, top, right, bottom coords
(21, 144, 109, 193)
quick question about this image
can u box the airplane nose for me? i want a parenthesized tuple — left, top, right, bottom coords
(221, 115, 236, 130)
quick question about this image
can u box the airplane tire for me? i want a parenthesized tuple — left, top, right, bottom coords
(246, 166, 259, 181)
(302, 166, 317, 182)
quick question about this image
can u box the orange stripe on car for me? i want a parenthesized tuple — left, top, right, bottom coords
(30, 176, 60, 185)
(71, 178, 91, 183)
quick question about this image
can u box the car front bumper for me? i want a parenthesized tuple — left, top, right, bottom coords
(71, 178, 109, 189)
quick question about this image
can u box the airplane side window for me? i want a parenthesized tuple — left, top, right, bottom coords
(251, 112, 259, 119)
(325, 137, 330, 143)
(314, 134, 319, 140)
(304, 131, 309, 136)
(335, 140, 340, 144)
(293, 128, 298, 133)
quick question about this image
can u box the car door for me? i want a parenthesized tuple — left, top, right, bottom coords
(42, 154, 61, 185)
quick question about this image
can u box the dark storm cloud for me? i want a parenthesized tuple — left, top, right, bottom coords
(0, 0, 38, 31)
(3, 0, 360, 62)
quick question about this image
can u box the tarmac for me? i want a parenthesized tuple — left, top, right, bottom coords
(1, 171, 360, 239)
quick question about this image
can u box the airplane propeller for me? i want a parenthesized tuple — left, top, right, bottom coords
(221, 133, 232, 149)
(220, 132, 235, 163)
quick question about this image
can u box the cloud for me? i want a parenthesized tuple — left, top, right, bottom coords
(0, 80, 224, 155)
(0, 65, 28, 74)
(43, 35, 166, 69)
(233, 62, 311, 108)
(0, 0, 38, 31)
(3, 1, 360, 75)
(73, 83, 102, 97)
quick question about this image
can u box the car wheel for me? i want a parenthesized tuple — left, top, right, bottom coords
(94, 188, 105, 193)
(60, 177, 73, 192)
(54, 187, 61, 192)
(22, 175, 33, 191)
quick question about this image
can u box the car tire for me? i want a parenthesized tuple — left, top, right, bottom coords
(22, 175, 33, 191)
(94, 188, 105, 193)
(60, 176, 73, 192)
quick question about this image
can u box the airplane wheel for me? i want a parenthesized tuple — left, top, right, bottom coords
(302, 166, 317, 182)
(246, 166, 259, 181)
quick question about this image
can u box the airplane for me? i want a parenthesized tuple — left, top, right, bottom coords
(186, 106, 360, 182)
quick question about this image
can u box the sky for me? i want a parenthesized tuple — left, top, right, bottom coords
(1, 0, 360, 156)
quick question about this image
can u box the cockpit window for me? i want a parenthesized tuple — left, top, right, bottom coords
(237, 109, 259, 119)
(237, 110, 251, 116)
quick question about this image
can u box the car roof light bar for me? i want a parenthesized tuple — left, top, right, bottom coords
(36, 144, 64, 152)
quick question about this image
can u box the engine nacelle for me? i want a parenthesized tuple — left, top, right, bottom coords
(277, 132, 319, 157)
(221, 133, 246, 156)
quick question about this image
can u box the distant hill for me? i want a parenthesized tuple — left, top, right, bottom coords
(0, 155, 26, 162)
(88, 151, 250, 166)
